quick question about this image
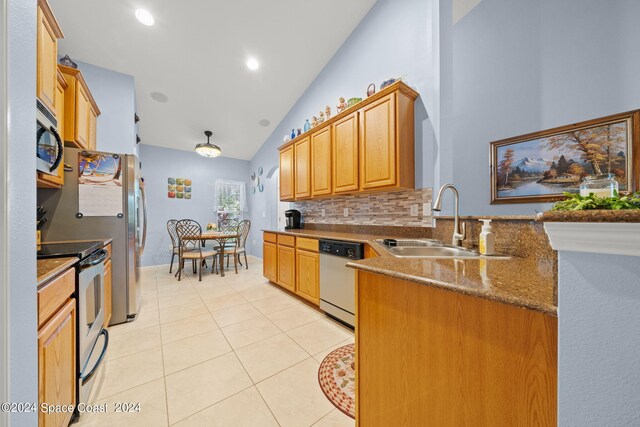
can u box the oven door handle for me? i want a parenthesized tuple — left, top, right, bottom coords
(49, 126, 64, 173)
(80, 329, 109, 384)
(80, 249, 108, 268)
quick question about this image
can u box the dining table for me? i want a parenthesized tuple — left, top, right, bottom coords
(179, 231, 240, 277)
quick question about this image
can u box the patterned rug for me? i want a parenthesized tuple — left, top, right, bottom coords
(318, 343, 355, 419)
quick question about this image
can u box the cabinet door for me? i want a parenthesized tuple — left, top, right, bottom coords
(88, 108, 98, 151)
(277, 245, 296, 292)
(279, 146, 295, 201)
(75, 85, 90, 149)
(333, 112, 359, 193)
(104, 259, 112, 328)
(296, 249, 319, 305)
(294, 137, 311, 199)
(38, 298, 76, 427)
(36, 4, 58, 114)
(263, 241, 278, 283)
(311, 127, 332, 197)
(37, 75, 66, 188)
(360, 93, 397, 189)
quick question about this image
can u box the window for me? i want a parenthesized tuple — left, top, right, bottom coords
(215, 180, 247, 223)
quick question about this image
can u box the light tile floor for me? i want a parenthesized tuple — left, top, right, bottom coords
(76, 256, 355, 427)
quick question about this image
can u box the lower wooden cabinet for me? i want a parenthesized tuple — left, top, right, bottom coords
(104, 259, 112, 328)
(263, 233, 320, 306)
(356, 271, 557, 426)
(277, 244, 296, 292)
(295, 248, 319, 304)
(38, 298, 76, 427)
(263, 241, 278, 283)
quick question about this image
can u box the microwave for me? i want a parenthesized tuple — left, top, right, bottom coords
(36, 100, 63, 176)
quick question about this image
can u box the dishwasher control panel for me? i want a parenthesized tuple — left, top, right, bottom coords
(319, 239, 364, 260)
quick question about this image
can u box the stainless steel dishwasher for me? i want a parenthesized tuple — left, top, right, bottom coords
(319, 239, 364, 328)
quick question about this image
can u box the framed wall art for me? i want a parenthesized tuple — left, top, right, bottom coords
(490, 110, 640, 204)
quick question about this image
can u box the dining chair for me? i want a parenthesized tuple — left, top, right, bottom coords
(230, 219, 251, 273)
(218, 218, 240, 267)
(166, 219, 179, 273)
(175, 219, 219, 281)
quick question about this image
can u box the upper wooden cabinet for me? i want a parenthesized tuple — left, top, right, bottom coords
(37, 68, 67, 189)
(332, 112, 359, 194)
(360, 93, 397, 189)
(36, 0, 63, 115)
(279, 145, 295, 201)
(59, 65, 101, 150)
(311, 127, 332, 197)
(294, 136, 311, 199)
(278, 81, 417, 201)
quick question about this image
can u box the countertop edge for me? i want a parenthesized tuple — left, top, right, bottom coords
(37, 257, 78, 288)
(346, 260, 557, 316)
(536, 210, 640, 223)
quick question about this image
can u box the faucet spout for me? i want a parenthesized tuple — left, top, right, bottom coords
(432, 184, 466, 246)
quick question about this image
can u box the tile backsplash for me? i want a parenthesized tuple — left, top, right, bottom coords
(294, 188, 433, 227)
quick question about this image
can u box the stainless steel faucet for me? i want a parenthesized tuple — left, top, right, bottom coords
(432, 184, 466, 246)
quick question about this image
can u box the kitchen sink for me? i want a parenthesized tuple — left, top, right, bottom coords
(375, 239, 482, 258)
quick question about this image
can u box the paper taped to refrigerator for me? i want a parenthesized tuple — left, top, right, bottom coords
(78, 153, 124, 217)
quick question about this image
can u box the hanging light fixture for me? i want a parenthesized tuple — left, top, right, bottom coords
(194, 130, 221, 158)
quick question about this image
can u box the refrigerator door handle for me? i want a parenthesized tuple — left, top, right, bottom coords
(140, 180, 148, 255)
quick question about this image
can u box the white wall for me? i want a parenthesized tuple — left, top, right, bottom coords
(74, 60, 137, 155)
(558, 251, 640, 425)
(5, 0, 38, 424)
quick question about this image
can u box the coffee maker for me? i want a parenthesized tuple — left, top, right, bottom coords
(284, 209, 302, 229)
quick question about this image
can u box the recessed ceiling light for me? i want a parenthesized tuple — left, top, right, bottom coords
(258, 119, 271, 127)
(135, 9, 155, 26)
(246, 58, 260, 71)
(150, 91, 168, 103)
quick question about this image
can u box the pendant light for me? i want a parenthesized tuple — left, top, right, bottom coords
(194, 130, 221, 158)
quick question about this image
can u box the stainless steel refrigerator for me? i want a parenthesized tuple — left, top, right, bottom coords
(41, 147, 147, 325)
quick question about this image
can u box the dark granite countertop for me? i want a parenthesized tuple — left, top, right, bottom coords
(37, 257, 77, 288)
(263, 228, 557, 316)
(536, 210, 640, 223)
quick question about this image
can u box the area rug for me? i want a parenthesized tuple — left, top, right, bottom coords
(318, 343, 356, 419)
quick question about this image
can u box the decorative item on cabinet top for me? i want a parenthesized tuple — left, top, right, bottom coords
(58, 54, 77, 69)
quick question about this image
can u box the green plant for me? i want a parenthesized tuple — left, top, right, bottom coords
(550, 191, 640, 211)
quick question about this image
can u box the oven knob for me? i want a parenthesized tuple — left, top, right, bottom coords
(347, 249, 354, 258)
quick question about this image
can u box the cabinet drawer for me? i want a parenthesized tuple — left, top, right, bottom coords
(38, 267, 75, 328)
(296, 237, 318, 252)
(264, 232, 278, 244)
(278, 234, 296, 247)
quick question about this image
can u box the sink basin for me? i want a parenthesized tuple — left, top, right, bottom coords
(375, 239, 482, 258)
(386, 245, 480, 258)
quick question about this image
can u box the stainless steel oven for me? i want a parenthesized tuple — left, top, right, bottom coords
(36, 99, 63, 176)
(77, 248, 109, 405)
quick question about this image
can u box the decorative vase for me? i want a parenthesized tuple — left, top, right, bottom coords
(291, 129, 296, 139)
(304, 119, 311, 132)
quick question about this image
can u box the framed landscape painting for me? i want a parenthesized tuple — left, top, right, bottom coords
(490, 110, 640, 204)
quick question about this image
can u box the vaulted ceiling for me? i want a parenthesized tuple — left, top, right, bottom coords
(50, 0, 378, 160)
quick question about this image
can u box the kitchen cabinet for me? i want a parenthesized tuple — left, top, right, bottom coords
(277, 244, 296, 292)
(295, 238, 319, 304)
(59, 65, 101, 150)
(279, 145, 295, 201)
(359, 94, 397, 189)
(332, 112, 359, 194)
(36, 0, 63, 115)
(37, 68, 67, 189)
(37, 266, 76, 427)
(278, 81, 417, 201)
(263, 233, 278, 283)
(294, 137, 311, 199)
(311, 127, 332, 197)
(355, 271, 557, 426)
